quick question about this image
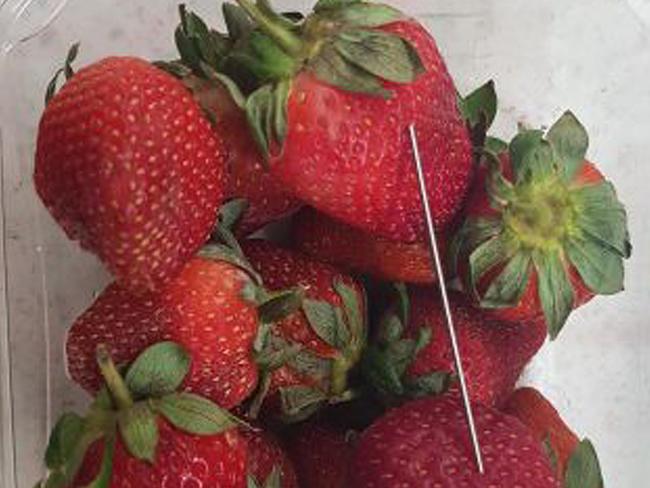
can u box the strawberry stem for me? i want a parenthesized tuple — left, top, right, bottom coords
(96, 345, 134, 410)
(235, 0, 303, 56)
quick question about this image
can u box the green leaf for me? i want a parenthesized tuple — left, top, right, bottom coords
(386, 339, 418, 377)
(45, 413, 86, 470)
(514, 138, 556, 184)
(378, 313, 404, 345)
(219, 199, 250, 230)
(118, 404, 158, 463)
(566, 236, 624, 295)
(315, 0, 360, 11)
(280, 386, 327, 419)
(288, 350, 331, 381)
(485, 136, 509, 154)
(248, 475, 262, 488)
(262, 467, 282, 488)
(460, 80, 497, 130)
(200, 64, 248, 109)
(532, 249, 575, 339)
(547, 111, 589, 182)
(155, 393, 237, 435)
(125, 342, 191, 400)
(258, 288, 306, 324)
(335, 30, 423, 84)
(413, 327, 432, 355)
(334, 278, 364, 346)
(309, 44, 391, 98)
(361, 347, 405, 396)
(509, 129, 545, 182)
(572, 182, 630, 258)
(330, 4, 403, 27)
(404, 371, 451, 398)
(481, 251, 532, 308)
(392, 282, 410, 325)
(83, 433, 115, 488)
(449, 217, 504, 278)
(302, 299, 340, 347)
(468, 234, 515, 295)
(256, 335, 302, 370)
(64, 42, 80, 79)
(246, 82, 291, 157)
(200, 243, 262, 285)
(257, 0, 302, 30)
(565, 439, 604, 488)
(223, 3, 255, 40)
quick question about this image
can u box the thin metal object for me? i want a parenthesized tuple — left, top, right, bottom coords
(408, 124, 485, 475)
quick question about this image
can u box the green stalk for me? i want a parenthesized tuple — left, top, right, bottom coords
(96, 345, 134, 410)
(235, 0, 304, 56)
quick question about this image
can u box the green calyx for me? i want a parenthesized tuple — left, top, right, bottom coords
(361, 284, 452, 404)
(564, 439, 605, 488)
(250, 276, 367, 421)
(45, 42, 80, 105)
(453, 111, 631, 339)
(166, 1, 423, 158)
(37, 342, 239, 488)
(458, 80, 498, 155)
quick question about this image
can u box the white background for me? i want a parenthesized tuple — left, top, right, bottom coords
(1, 0, 649, 486)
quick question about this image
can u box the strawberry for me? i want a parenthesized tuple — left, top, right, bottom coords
(503, 388, 605, 487)
(241, 240, 366, 420)
(35, 56, 227, 292)
(243, 428, 298, 488)
(349, 393, 561, 487)
(37, 343, 247, 487)
(172, 1, 474, 242)
(184, 74, 302, 235)
(451, 112, 631, 338)
(66, 246, 262, 409)
(286, 423, 355, 488)
(363, 286, 546, 407)
(292, 207, 435, 284)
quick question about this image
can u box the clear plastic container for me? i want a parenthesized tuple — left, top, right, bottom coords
(1, 0, 648, 486)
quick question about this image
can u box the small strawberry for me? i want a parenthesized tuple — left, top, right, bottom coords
(242, 240, 366, 420)
(243, 428, 298, 488)
(292, 207, 436, 284)
(504, 388, 605, 487)
(37, 343, 246, 488)
(66, 246, 262, 409)
(172, 1, 474, 242)
(287, 423, 355, 488)
(451, 112, 631, 338)
(349, 393, 561, 487)
(184, 73, 302, 235)
(35, 56, 227, 292)
(363, 286, 546, 406)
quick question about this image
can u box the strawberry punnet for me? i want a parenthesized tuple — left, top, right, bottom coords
(451, 112, 631, 338)
(504, 388, 605, 487)
(242, 240, 366, 421)
(350, 393, 561, 487)
(35, 56, 227, 292)
(171, 0, 474, 242)
(363, 286, 546, 407)
(66, 246, 262, 410)
(37, 343, 247, 487)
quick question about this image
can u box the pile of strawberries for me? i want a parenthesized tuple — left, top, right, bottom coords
(33, 1, 630, 487)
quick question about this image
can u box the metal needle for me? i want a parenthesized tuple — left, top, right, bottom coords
(408, 124, 485, 475)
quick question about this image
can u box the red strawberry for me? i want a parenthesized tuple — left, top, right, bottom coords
(39, 344, 247, 488)
(292, 208, 436, 284)
(176, 1, 474, 242)
(503, 388, 605, 487)
(243, 428, 298, 487)
(186, 75, 302, 235)
(364, 287, 546, 406)
(66, 249, 260, 409)
(287, 423, 355, 488)
(349, 393, 561, 487)
(35, 56, 227, 292)
(451, 112, 631, 338)
(241, 240, 366, 420)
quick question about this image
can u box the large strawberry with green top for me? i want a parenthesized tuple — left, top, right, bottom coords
(503, 388, 605, 488)
(35, 55, 227, 292)
(451, 112, 631, 338)
(171, 0, 474, 242)
(66, 244, 263, 410)
(37, 343, 247, 487)
(242, 240, 366, 421)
